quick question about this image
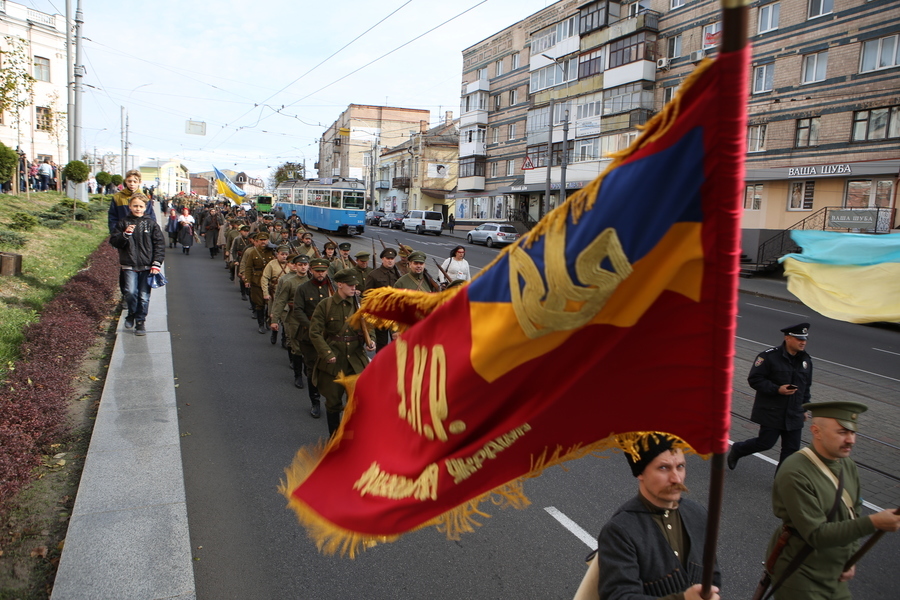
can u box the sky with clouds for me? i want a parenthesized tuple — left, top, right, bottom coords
(27, 0, 557, 183)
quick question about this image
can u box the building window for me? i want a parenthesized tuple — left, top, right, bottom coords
(459, 157, 486, 178)
(527, 145, 548, 168)
(476, 67, 487, 80)
(608, 32, 657, 69)
(511, 53, 520, 70)
(860, 34, 899, 72)
(744, 184, 763, 210)
(575, 92, 603, 120)
(703, 23, 721, 49)
(490, 162, 499, 178)
(789, 181, 815, 211)
(462, 91, 487, 113)
(851, 106, 900, 141)
(578, 48, 605, 78)
(808, 0, 833, 19)
(529, 58, 578, 92)
(509, 89, 518, 106)
(580, 1, 609, 35)
(747, 124, 766, 152)
(603, 81, 654, 115)
(795, 117, 821, 147)
(551, 140, 575, 166)
(667, 35, 682, 59)
(846, 179, 894, 208)
(531, 15, 579, 55)
(663, 85, 677, 104)
(575, 137, 600, 162)
(801, 50, 828, 83)
(671, 0, 685, 8)
(495, 59, 504, 77)
(752, 63, 774, 93)
(506, 160, 515, 176)
(33, 56, 50, 82)
(508, 123, 517, 141)
(494, 94, 502, 111)
(35, 106, 52, 131)
(492, 126, 500, 144)
(758, 2, 780, 33)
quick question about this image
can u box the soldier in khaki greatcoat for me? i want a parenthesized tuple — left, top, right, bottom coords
(351, 251, 372, 295)
(309, 268, 375, 435)
(239, 233, 275, 334)
(393, 251, 439, 292)
(364, 247, 401, 352)
(271, 254, 310, 383)
(293, 258, 333, 418)
(261, 246, 292, 345)
(328, 242, 354, 277)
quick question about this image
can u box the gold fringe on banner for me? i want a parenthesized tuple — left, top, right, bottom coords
(352, 282, 466, 331)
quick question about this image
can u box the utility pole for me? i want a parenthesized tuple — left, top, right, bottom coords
(68, 0, 85, 200)
(542, 98, 555, 221)
(120, 106, 125, 176)
(66, 0, 74, 162)
(560, 106, 569, 205)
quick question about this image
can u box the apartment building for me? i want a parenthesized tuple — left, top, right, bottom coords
(316, 104, 430, 206)
(0, 1, 68, 165)
(375, 113, 459, 218)
(455, 0, 899, 258)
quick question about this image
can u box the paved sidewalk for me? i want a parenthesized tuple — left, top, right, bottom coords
(52, 270, 196, 600)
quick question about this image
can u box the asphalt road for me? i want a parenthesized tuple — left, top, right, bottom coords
(167, 230, 899, 600)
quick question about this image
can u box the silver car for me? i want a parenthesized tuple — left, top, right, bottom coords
(466, 223, 519, 248)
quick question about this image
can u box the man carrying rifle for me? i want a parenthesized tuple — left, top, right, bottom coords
(351, 251, 372, 294)
(293, 258, 333, 418)
(763, 401, 900, 599)
(364, 247, 401, 352)
(394, 251, 439, 293)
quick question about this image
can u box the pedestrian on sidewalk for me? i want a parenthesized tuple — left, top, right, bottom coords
(448, 214, 455, 233)
(729, 323, 813, 471)
(109, 193, 165, 336)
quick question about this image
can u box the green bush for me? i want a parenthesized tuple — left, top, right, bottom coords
(0, 228, 26, 247)
(73, 208, 90, 221)
(62, 160, 90, 184)
(42, 219, 65, 229)
(9, 212, 39, 231)
(95, 171, 111, 188)
(110, 174, 123, 187)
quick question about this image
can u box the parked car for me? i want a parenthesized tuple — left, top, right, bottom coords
(466, 223, 520, 247)
(366, 210, 385, 226)
(380, 212, 404, 229)
(402, 210, 443, 235)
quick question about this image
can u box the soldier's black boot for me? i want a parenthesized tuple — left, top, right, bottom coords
(308, 381, 321, 418)
(326, 411, 340, 435)
(270, 328, 278, 344)
(256, 310, 266, 334)
(293, 361, 305, 389)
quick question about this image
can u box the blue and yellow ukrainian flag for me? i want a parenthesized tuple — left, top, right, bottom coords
(213, 166, 246, 203)
(280, 46, 750, 556)
(781, 230, 900, 323)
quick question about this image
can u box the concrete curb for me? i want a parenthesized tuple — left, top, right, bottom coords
(52, 268, 196, 600)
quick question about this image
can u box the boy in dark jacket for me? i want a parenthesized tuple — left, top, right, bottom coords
(109, 193, 165, 336)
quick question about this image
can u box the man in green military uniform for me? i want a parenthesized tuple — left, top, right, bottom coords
(239, 233, 276, 334)
(297, 232, 317, 258)
(293, 258, 334, 418)
(309, 268, 375, 435)
(261, 246, 292, 344)
(351, 251, 372, 295)
(271, 254, 310, 386)
(229, 225, 253, 291)
(364, 247, 401, 352)
(328, 241, 354, 276)
(223, 220, 241, 272)
(767, 401, 900, 599)
(394, 250, 440, 292)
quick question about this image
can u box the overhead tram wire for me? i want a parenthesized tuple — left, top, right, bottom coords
(201, 0, 416, 151)
(205, 0, 489, 152)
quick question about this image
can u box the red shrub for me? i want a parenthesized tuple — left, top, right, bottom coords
(0, 242, 119, 506)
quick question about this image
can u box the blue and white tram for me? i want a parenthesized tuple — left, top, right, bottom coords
(274, 177, 366, 236)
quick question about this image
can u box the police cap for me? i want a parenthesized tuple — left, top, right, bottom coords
(781, 323, 810, 339)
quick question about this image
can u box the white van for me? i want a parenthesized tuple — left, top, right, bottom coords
(402, 210, 443, 235)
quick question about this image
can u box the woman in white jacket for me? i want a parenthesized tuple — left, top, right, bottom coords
(439, 245, 471, 286)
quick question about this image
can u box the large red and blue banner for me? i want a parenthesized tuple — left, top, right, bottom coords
(281, 47, 749, 556)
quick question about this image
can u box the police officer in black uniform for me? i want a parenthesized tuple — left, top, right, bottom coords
(729, 323, 813, 471)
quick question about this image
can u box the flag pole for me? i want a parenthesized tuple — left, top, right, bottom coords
(699, 2, 749, 599)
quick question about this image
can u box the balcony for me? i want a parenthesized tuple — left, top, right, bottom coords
(392, 177, 410, 189)
(375, 180, 390, 190)
(463, 78, 490, 95)
(459, 109, 489, 128)
(457, 176, 485, 192)
(459, 140, 487, 158)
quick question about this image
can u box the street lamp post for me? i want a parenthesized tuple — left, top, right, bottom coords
(541, 54, 575, 217)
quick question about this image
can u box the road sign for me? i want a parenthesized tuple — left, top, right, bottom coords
(521, 156, 534, 170)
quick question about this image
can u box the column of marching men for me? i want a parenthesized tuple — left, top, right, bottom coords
(180, 200, 459, 437)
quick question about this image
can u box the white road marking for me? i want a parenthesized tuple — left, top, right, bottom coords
(736, 336, 900, 383)
(545, 506, 597, 550)
(745, 303, 810, 318)
(872, 347, 900, 357)
(728, 441, 884, 512)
